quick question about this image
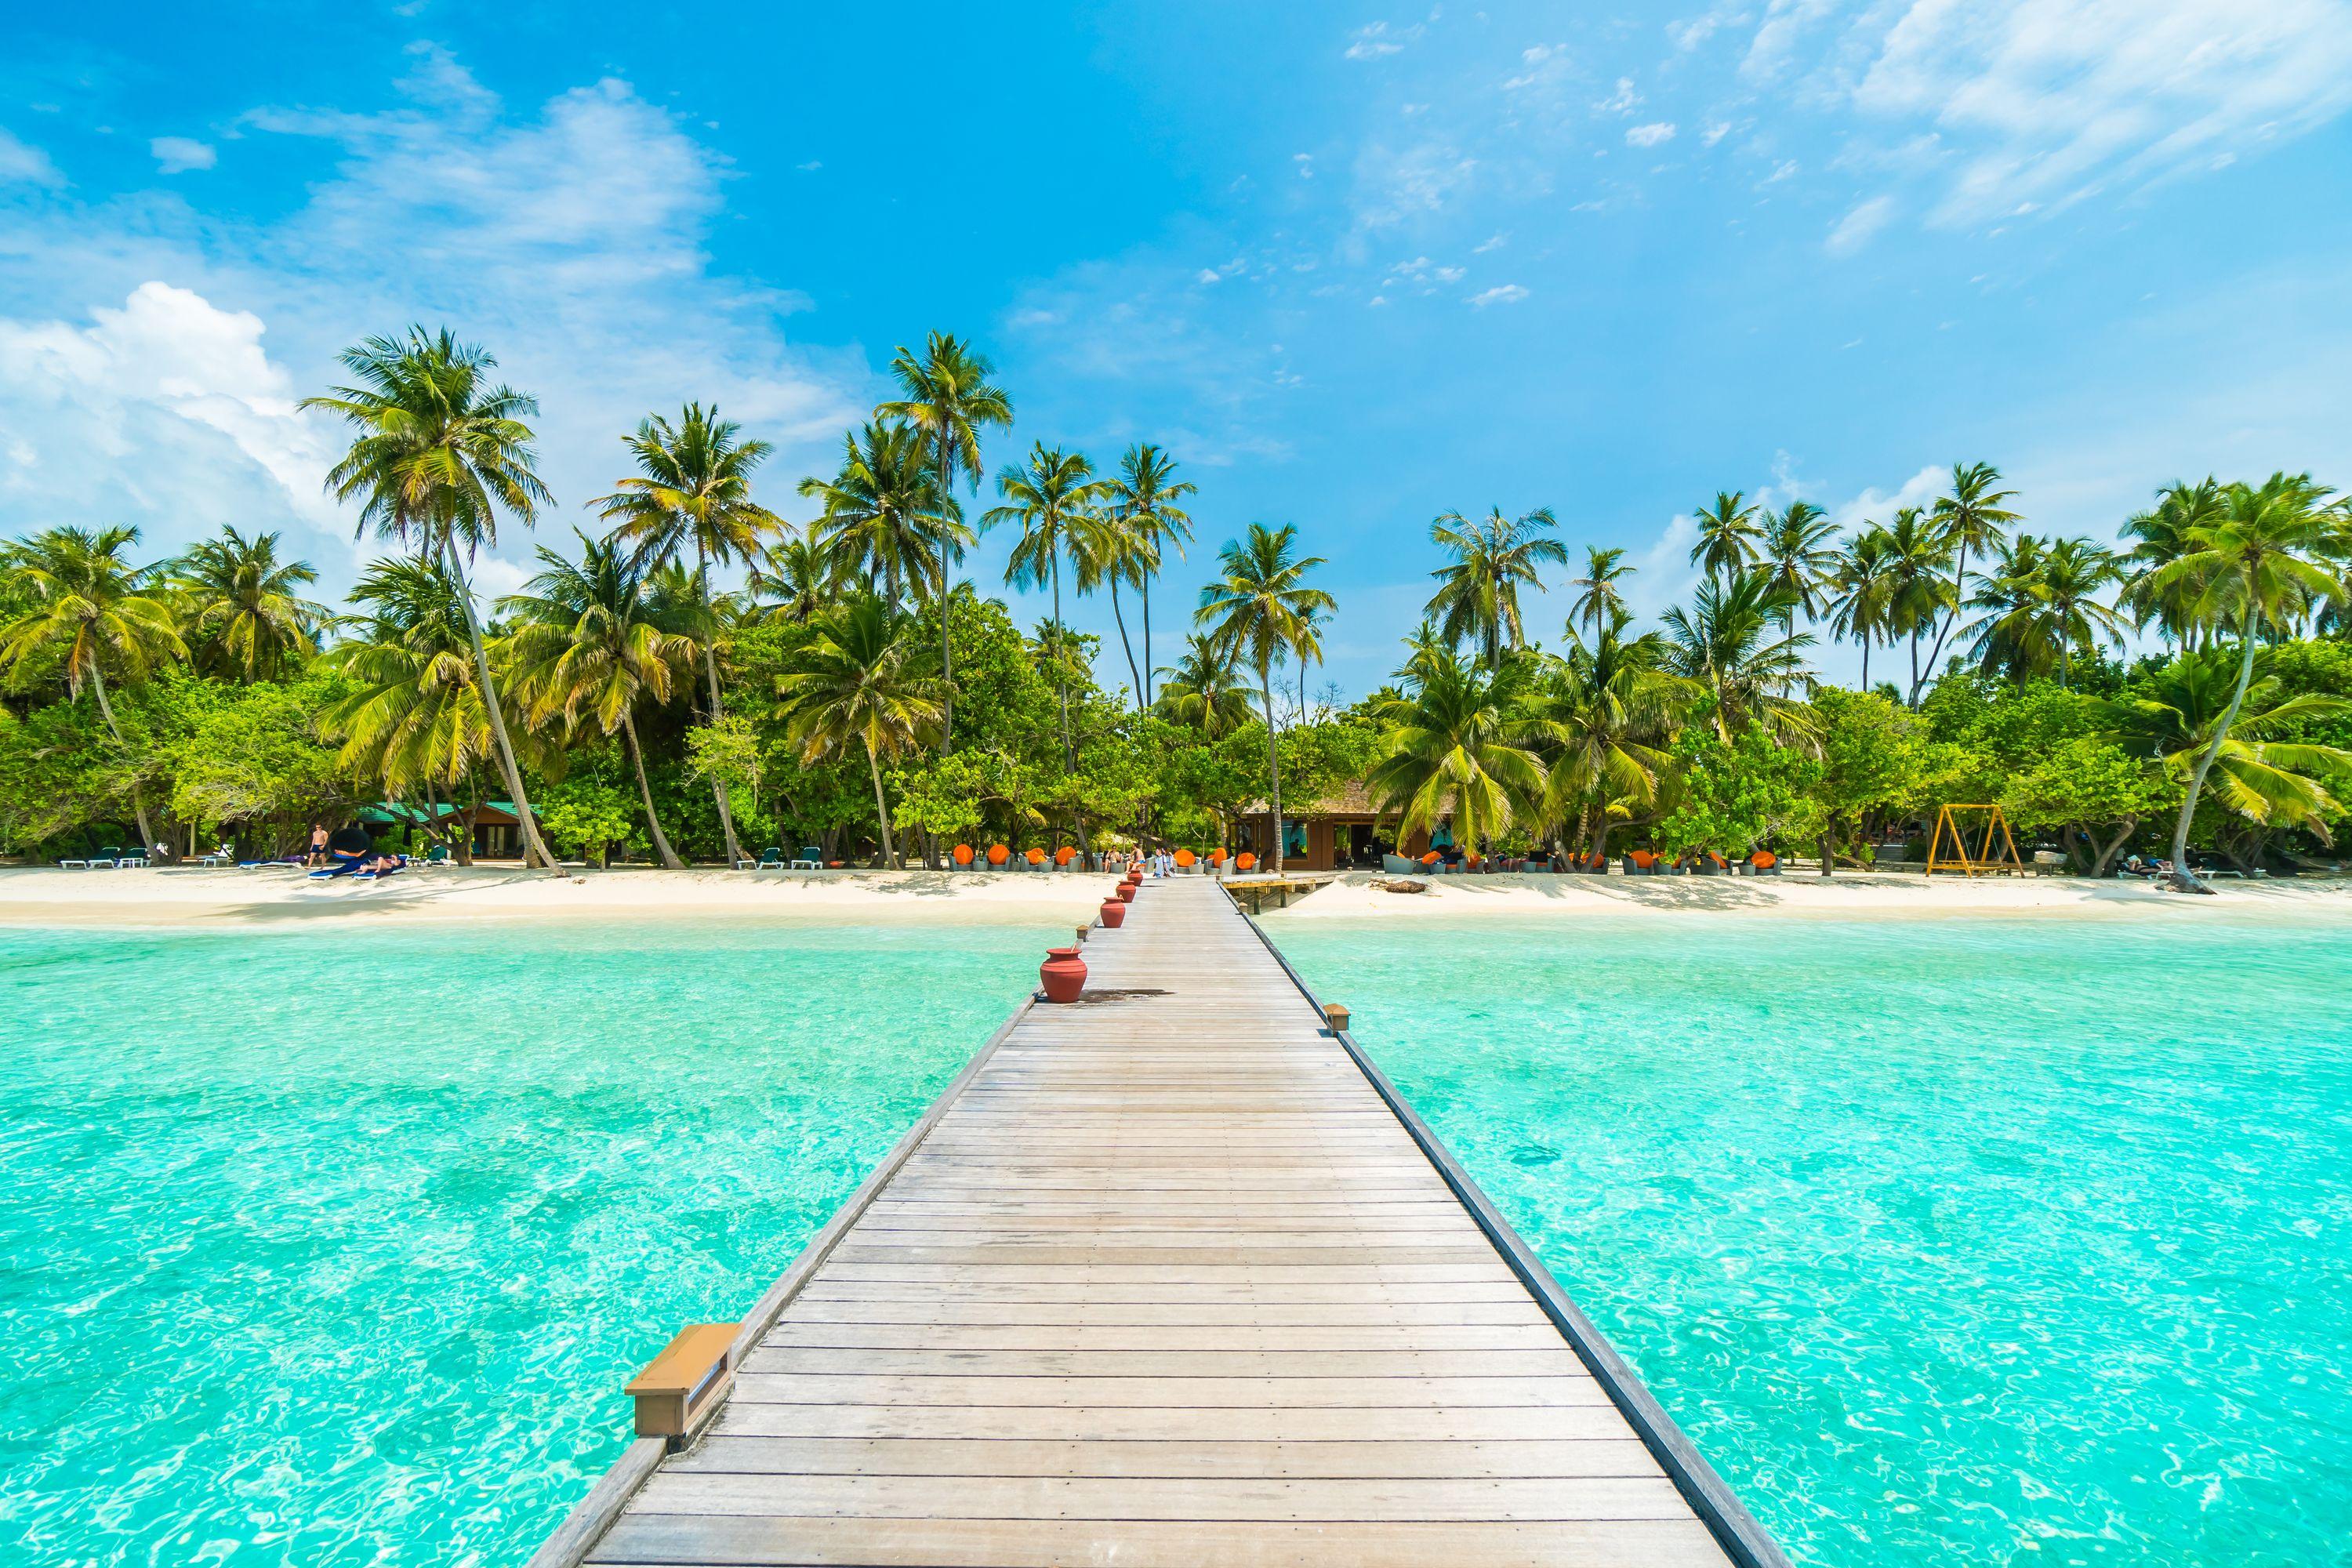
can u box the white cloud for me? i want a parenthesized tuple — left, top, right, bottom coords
(1744, 0, 2352, 226)
(1504, 44, 1573, 93)
(1626, 122, 1678, 147)
(0, 284, 346, 567)
(0, 127, 62, 187)
(1467, 283, 1530, 307)
(1345, 20, 1421, 60)
(1595, 76, 1642, 114)
(0, 56, 862, 590)
(150, 136, 217, 174)
(1824, 194, 1896, 255)
(1351, 140, 1479, 230)
(1473, 233, 1508, 252)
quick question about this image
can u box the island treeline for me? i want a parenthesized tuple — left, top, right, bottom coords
(4, 326, 2350, 894)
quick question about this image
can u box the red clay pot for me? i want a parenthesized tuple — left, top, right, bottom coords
(1116, 882, 1137, 902)
(1039, 946, 1087, 1004)
(1098, 898, 1127, 928)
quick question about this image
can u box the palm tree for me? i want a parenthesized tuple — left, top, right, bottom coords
(2122, 479, 2225, 649)
(1367, 647, 1548, 860)
(1688, 491, 1762, 579)
(1827, 526, 1894, 691)
(1153, 632, 1254, 738)
(303, 328, 559, 869)
(1108, 443, 1195, 706)
(0, 524, 185, 852)
(324, 557, 505, 823)
(1071, 499, 1154, 714)
(502, 530, 701, 869)
(170, 527, 333, 683)
(1965, 535, 2127, 688)
(747, 535, 837, 625)
(877, 332, 1013, 749)
(2104, 648, 2352, 869)
(1759, 502, 1839, 639)
(1882, 506, 1958, 706)
(2141, 472, 2347, 890)
(594, 403, 782, 870)
(798, 419, 961, 612)
(1426, 506, 1566, 668)
(774, 597, 945, 866)
(1530, 609, 1686, 861)
(1568, 546, 1633, 635)
(1661, 568, 1816, 742)
(1918, 460, 2022, 681)
(984, 444, 1109, 771)
(1196, 524, 1334, 873)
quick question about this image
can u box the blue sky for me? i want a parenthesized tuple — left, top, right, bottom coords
(5, 1, 2350, 694)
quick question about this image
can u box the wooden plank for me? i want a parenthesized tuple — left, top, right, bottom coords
(710, 1404, 1643, 1443)
(669, 1436, 1667, 1479)
(759, 1323, 1570, 1350)
(586, 1515, 1730, 1567)
(740, 1347, 1595, 1378)
(725, 1374, 1613, 1409)
(628, 1469, 1695, 1522)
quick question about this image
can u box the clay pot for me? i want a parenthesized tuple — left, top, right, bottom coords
(1040, 946, 1087, 1004)
(1098, 898, 1127, 928)
(1116, 881, 1137, 903)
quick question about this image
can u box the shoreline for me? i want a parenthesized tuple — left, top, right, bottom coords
(0, 865, 1123, 929)
(4, 862, 2349, 929)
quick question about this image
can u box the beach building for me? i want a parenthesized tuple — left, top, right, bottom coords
(1233, 782, 1447, 870)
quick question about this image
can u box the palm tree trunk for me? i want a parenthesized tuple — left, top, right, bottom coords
(1860, 633, 1871, 692)
(1141, 581, 1154, 709)
(1260, 660, 1284, 876)
(83, 657, 161, 856)
(866, 741, 897, 866)
(1908, 632, 1922, 708)
(1921, 540, 1969, 684)
(1051, 552, 1073, 770)
(1109, 577, 1145, 715)
(2167, 608, 2259, 894)
(442, 538, 558, 870)
(620, 711, 685, 869)
(938, 434, 956, 752)
(696, 538, 746, 869)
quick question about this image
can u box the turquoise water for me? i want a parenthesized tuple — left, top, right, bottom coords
(0, 916, 1051, 1567)
(1268, 908, 2352, 1568)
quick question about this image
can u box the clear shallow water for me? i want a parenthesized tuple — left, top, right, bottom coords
(1268, 908, 2352, 1568)
(0, 916, 1051, 1567)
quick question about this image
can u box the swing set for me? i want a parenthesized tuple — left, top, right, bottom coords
(1923, 803, 2025, 877)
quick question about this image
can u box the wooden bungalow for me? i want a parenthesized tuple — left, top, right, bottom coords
(1232, 782, 1446, 871)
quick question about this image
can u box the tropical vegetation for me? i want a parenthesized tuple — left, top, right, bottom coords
(5, 323, 2352, 895)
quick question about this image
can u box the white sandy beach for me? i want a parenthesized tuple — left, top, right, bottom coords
(4, 862, 2347, 927)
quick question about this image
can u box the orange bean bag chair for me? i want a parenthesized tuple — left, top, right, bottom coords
(1236, 851, 1257, 872)
(1054, 845, 1076, 867)
(1208, 848, 1226, 866)
(1174, 848, 1196, 869)
(1025, 847, 1046, 867)
(951, 843, 974, 867)
(986, 844, 1009, 868)
(1751, 849, 1777, 870)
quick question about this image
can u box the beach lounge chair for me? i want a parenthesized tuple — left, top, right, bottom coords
(1749, 850, 1781, 876)
(1236, 851, 1257, 873)
(985, 844, 1010, 869)
(56, 849, 93, 869)
(352, 855, 410, 881)
(951, 843, 974, 870)
(790, 846, 822, 869)
(1174, 848, 1196, 874)
(752, 848, 786, 870)
(86, 846, 122, 869)
(1054, 845, 1077, 871)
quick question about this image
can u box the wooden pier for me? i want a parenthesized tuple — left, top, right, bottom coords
(535, 875, 1785, 1568)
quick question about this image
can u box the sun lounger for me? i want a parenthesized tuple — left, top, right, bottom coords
(751, 848, 786, 870)
(791, 846, 823, 869)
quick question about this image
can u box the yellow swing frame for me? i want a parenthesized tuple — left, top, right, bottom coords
(1924, 804, 2024, 877)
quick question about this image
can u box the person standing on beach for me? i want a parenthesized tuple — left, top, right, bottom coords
(307, 822, 328, 868)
